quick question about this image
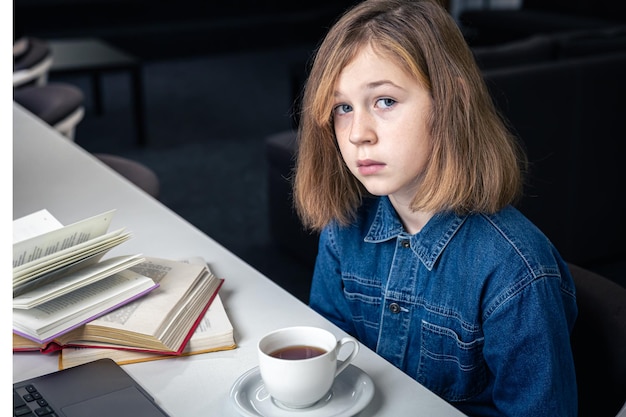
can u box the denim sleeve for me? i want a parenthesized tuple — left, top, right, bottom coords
(309, 225, 357, 337)
(479, 273, 578, 417)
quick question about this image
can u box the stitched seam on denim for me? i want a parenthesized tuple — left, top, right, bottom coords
(351, 315, 379, 329)
(382, 292, 481, 333)
(342, 273, 381, 288)
(485, 274, 558, 322)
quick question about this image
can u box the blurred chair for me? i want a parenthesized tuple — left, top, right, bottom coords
(94, 154, 160, 199)
(14, 36, 85, 140)
(14, 84, 85, 141)
(13, 37, 53, 88)
(568, 263, 626, 417)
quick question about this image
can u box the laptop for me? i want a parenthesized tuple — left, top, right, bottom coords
(14, 358, 171, 417)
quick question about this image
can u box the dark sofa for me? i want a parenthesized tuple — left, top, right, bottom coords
(471, 25, 626, 69)
(460, 0, 626, 46)
(265, 27, 626, 288)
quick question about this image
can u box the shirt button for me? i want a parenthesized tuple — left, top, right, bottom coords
(401, 240, 410, 248)
(389, 303, 401, 314)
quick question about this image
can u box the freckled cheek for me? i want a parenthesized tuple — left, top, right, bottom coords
(336, 142, 357, 173)
(333, 119, 350, 140)
(336, 141, 352, 163)
(334, 126, 352, 151)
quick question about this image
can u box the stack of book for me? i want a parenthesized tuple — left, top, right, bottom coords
(13, 209, 236, 369)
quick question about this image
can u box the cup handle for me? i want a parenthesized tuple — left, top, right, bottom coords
(334, 336, 360, 377)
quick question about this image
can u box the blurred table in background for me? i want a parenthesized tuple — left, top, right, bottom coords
(49, 38, 147, 146)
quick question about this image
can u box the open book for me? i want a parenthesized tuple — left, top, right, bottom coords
(13, 209, 156, 343)
(57, 294, 236, 369)
(13, 268, 159, 344)
(13, 209, 136, 297)
(13, 257, 225, 355)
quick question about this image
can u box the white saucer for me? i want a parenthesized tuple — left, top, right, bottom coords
(229, 364, 375, 417)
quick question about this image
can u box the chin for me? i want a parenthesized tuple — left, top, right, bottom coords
(358, 178, 398, 197)
(362, 186, 391, 197)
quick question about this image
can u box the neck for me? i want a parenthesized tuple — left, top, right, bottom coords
(388, 195, 434, 235)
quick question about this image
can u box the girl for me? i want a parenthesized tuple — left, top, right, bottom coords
(293, 0, 578, 415)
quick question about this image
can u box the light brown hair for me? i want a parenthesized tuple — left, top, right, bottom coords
(293, 0, 526, 231)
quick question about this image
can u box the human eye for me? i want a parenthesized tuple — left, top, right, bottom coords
(376, 98, 396, 109)
(333, 103, 353, 116)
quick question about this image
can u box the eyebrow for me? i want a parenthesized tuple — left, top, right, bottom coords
(333, 80, 405, 98)
(367, 80, 403, 90)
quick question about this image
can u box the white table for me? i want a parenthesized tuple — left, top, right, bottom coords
(12, 103, 466, 417)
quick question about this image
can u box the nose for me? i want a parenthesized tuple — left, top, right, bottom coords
(348, 110, 376, 145)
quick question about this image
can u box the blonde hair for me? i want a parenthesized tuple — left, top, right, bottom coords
(294, 0, 527, 231)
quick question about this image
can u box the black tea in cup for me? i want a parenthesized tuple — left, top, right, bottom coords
(269, 345, 326, 360)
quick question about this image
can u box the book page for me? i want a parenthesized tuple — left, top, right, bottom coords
(13, 255, 146, 309)
(58, 294, 236, 368)
(13, 209, 116, 268)
(13, 229, 131, 285)
(57, 258, 214, 348)
(13, 209, 63, 243)
(186, 293, 234, 347)
(13, 252, 106, 297)
(13, 270, 158, 343)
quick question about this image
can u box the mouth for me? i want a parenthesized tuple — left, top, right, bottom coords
(357, 159, 386, 175)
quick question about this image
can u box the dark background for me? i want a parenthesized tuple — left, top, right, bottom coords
(14, 0, 357, 59)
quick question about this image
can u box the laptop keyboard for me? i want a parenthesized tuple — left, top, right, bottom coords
(14, 384, 58, 417)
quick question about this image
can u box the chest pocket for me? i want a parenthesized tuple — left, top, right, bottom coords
(417, 320, 487, 402)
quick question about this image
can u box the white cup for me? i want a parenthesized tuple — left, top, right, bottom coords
(257, 326, 360, 409)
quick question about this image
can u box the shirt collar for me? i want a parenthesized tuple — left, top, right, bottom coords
(364, 196, 467, 270)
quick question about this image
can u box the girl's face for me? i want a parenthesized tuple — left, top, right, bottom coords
(332, 45, 433, 207)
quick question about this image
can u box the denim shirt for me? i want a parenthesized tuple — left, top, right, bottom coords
(310, 196, 578, 417)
